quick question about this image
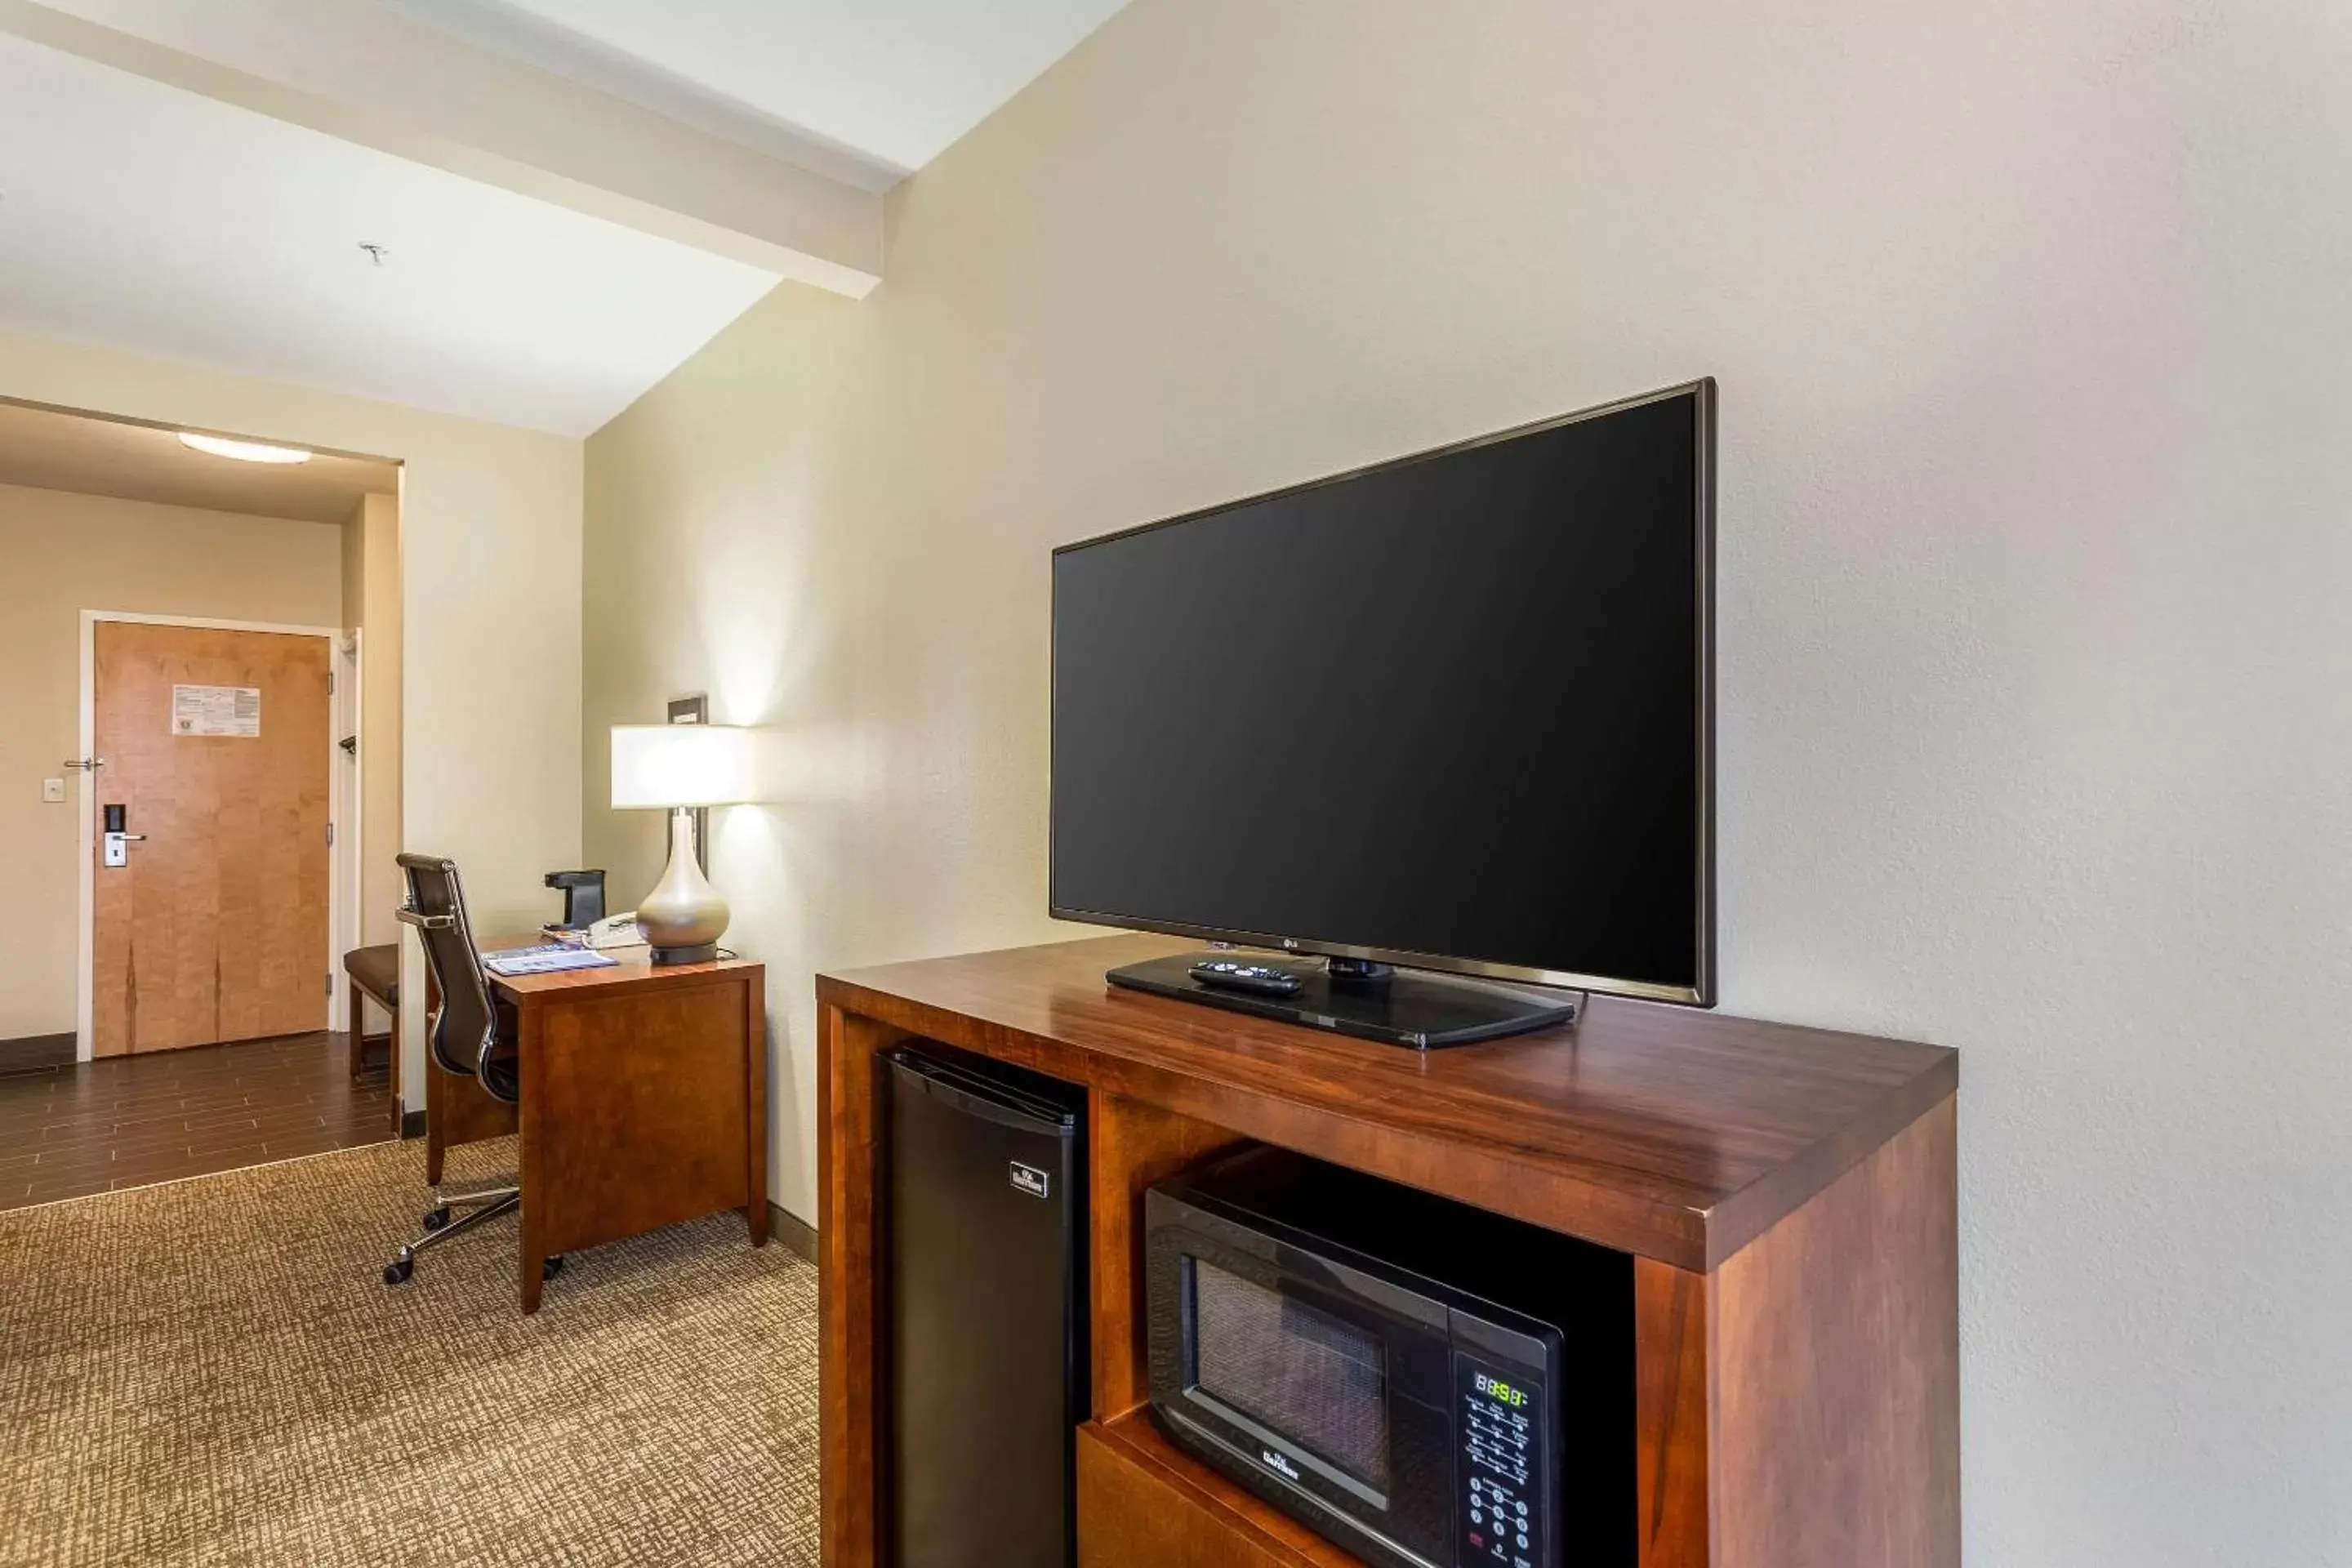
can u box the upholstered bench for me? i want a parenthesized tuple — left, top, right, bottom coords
(343, 943, 399, 1081)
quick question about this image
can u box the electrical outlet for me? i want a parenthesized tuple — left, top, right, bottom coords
(42, 777, 66, 804)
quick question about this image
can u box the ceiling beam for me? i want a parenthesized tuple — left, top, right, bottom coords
(0, 0, 884, 298)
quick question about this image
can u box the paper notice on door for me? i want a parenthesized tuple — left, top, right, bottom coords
(171, 684, 261, 737)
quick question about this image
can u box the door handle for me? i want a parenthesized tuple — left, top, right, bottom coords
(117, 834, 148, 843)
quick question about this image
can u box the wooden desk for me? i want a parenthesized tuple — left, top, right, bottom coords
(817, 933, 1960, 1568)
(427, 942, 768, 1313)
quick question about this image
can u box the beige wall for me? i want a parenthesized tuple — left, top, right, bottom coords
(0, 482, 344, 1039)
(2, 328, 585, 1110)
(340, 490, 403, 1031)
(581, 0, 2352, 1559)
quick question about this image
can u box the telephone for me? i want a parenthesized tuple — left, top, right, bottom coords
(543, 911, 645, 950)
(582, 911, 644, 950)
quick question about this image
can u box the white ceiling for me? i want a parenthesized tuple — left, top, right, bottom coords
(0, 30, 777, 435)
(440, 0, 1134, 177)
(0, 3, 1131, 437)
(0, 401, 399, 525)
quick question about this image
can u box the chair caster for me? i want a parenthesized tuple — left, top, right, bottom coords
(542, 1254, 564, 1281)
(421, 1206, 451, 1232)
(383, 1254, 415, 1285)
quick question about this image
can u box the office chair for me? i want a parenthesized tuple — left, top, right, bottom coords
(383, 853, 563, 1288)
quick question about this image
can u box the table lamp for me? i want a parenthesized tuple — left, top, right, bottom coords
(610, 724, 753, 964)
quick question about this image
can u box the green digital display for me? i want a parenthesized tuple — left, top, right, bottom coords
(1473, 1371, 1527, 1408)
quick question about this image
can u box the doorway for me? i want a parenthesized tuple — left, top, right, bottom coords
(0, 399, 403, 1209)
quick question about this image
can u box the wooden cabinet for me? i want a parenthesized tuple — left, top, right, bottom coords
(1076, 1411, 1369, 1567)
(817, 934, 1959, 1568)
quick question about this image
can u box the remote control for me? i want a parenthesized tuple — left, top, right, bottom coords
(1188, 959, 1303, 997)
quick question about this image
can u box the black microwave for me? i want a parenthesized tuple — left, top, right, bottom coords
(1145, 1148, 1634, 1568)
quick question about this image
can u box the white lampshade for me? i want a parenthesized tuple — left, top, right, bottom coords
(611, 724, 754, 809)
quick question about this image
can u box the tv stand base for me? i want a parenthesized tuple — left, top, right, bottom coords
(1107, 951, 1579, 1049)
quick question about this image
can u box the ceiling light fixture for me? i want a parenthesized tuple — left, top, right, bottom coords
(178, 432, 314, 465)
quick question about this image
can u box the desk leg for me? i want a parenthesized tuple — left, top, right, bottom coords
(746, 973, 769, 1247)
(424, 965, 447, 1186)
(387, 996, 404, 1138)
(424, 1047, 447, 1187)
(518, 1000, 549, 1316)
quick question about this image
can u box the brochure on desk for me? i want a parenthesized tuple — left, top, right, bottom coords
(483, 946, 622, 977)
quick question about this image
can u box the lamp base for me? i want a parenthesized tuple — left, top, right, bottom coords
(636, 807, 731, 963)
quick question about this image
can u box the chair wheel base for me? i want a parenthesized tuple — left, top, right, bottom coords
(383, 1257, 414, 1285)
(421, 1206, 451, 1232)
(542, 1254, 564, 1281)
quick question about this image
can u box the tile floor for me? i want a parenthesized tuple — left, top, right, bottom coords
(0, 1031, 397, 1210)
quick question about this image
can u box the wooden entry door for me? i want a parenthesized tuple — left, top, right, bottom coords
(92, 621, 332, 1056)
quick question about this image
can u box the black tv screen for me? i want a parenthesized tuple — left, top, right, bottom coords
(1051, 381, 1713, 1005)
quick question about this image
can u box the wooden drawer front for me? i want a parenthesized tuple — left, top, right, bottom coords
(1076, 1415, 1366, 1568)
(537, 977, 751, 1254)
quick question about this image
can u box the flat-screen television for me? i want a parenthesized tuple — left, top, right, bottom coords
(1051, 380, 1714, 1043)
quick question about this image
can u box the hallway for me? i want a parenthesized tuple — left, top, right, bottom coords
(0, 1033, 394, 1210)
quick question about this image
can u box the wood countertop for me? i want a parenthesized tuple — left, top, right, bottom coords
(818, 933, 1953, 1272)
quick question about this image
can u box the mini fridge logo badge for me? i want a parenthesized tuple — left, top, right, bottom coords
(1009, 1161, 1050, 1200)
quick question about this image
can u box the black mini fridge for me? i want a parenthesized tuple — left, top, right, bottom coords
(883, 1045, 1088, 1568)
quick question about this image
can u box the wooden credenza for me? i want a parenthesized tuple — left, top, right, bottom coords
(817, 934, 1959, 1568)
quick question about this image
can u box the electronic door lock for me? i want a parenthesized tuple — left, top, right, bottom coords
(101, 803, 145, 868)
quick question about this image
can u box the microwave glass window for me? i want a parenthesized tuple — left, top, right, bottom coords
(1191, 1259, 1390, 1487)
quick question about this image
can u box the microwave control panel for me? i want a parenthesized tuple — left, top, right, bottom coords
(1456, 1356, 1549, 1568)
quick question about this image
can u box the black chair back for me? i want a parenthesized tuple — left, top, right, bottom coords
(394, 854, 508, 1096)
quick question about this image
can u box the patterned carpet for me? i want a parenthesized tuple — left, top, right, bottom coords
(0, 1136, 820, 1566)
